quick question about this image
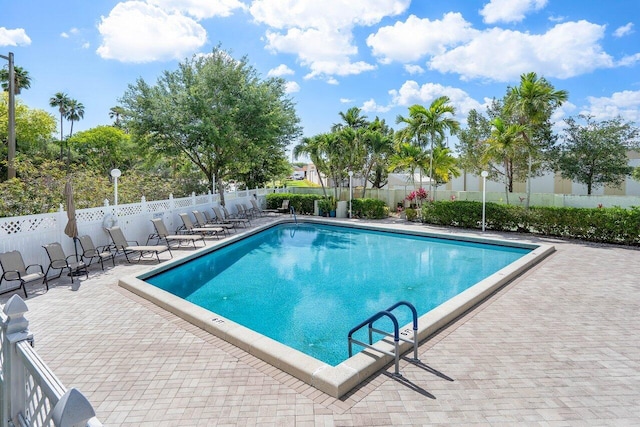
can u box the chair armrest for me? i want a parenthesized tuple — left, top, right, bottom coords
(25, 264, 45, 274)
(127, 240, 140, 245)
(1, 269, 22, 281)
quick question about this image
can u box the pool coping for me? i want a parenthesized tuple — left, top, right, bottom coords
(118, 218, 555, 398)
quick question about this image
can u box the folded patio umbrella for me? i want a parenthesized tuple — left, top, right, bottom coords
(64, 179, 79, 261)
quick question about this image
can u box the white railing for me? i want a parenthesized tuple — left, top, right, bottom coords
(0, 295, 101, 427)
(0, 189, 284, 279)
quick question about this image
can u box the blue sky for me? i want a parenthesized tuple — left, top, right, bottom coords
(2, 0, 640, 156)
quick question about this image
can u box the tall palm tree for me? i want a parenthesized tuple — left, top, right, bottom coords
(65, 99, 85, 137)
(0, 65, 31, 93)
(361, 118, 394, 197)
(483, 117, 526, 203)
(49, 92, 71, 161)
(388, 142, 429, 189)
(506, 72, 568, 207)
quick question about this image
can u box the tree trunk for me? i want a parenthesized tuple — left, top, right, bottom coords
(525, 153, 532, 209)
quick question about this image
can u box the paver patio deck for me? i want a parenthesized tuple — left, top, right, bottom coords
(2, 216, 639, 425)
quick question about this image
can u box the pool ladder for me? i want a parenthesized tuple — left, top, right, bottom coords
(290, 205, 297, 224)
(348, 301, 419, 376)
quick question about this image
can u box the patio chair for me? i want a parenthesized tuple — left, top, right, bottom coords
(106, 226, 172, 263)
(43, 242, 89, 284)
(0, 250, 49, 298)
(78, 235, 115, 271)
(149, 218, 206, 249)
(178, 213, 224, 239)
(276, 199, 290, 213)
(203, 210, 236, 233)
(192, 211, 229, 236)
(214, 206, 250, 228)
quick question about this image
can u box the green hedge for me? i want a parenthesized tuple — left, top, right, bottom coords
(352, 198, 388, 219)
(420, 201, 640, 245)
(265, 193, 322, 215)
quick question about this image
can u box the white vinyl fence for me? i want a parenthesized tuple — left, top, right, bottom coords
(0, 188, 282, 277)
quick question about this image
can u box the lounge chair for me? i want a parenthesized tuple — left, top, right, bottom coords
(43, 242, 89, 284)
(106, 226, 172, 263)
(178, 213, 224, 239)
(77, 235, 115, 270)
(236, 204, 255, 220)
(192, 211, 229, 236)
(250, 198, 269, 217)
(0, 250, 48, 298)
(203, 210, 236, 233)
(214, 206, 250, 228)
(149, 218, 206, 248)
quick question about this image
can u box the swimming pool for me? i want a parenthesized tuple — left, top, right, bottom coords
(145, 223, 529, 366)
(122, 218, 554, 397)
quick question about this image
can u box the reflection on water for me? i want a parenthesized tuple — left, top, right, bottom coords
(146, 223, 529, 366)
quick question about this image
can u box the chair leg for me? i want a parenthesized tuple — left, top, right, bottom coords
(21, 281, 28, 298)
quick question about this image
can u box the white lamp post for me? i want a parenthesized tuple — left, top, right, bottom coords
(110, 168, 121, 210)
(348, 170, 353, 218)
(481, 171, 488, 232)
(1, 52, 16, 179)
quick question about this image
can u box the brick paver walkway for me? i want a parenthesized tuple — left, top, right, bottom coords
(3, 217, 639, 425)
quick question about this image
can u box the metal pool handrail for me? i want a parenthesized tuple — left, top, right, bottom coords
(347, 301, 420, 376)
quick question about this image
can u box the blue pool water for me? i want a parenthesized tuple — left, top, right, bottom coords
(146, 223, 530, 366)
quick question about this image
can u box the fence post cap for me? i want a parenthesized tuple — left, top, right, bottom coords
(52, 388, 96, 427)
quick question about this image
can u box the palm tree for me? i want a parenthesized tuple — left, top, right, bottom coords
(0, 65, 31, 94)
(293, 134, 329, 197)
(109, 106, 126, 127)
(65, 99, 85, 137)
(331, 107, 368, 132)
(49, 92, 71, 161)
(396, 98, 460, 195)
(506, 72, 568, 207)
(430, 146, 461, 200)
(361, 118, 394, 197)
(483, 117, 526, 203)
(388, 142, 429, 189)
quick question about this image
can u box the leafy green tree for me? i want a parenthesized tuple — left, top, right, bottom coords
(505, 72, 568, 207)
(49, 92, 71, 160)
(557, 115, 639, 194)
(0, 65, 31, 93)
(332, 106, 368, 132)
(67, 126, 136, 176)
(120, 47, 301, 205)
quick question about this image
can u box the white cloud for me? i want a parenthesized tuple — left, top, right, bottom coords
(548, 15, 566, 23)
(82, 42, 91, 49)
(97, 1, 207, 63)
(361, 98, 392, 113)
(250, 0, 408, 80)
(284, 81, 300, 93)
(340, 98, 353, 103)
(0, 28, 31, 47)
(388, 81, 483, 118)
(582, 90, 640, 123)
(404, 64, 425, 75)
(618, 53, 640, 67)
(148, 0, 246, 20)
(268, 64, 294, 77)
(367, 13, 477, 64)
(480, 0, 547, 24)
(429, 21, 613, 82)
(613, 22, 634, 38)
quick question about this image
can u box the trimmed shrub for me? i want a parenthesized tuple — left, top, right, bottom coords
(351, 198, 387, 219)
(419, 201, 640, 245)
(265, 193, 322, 215)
